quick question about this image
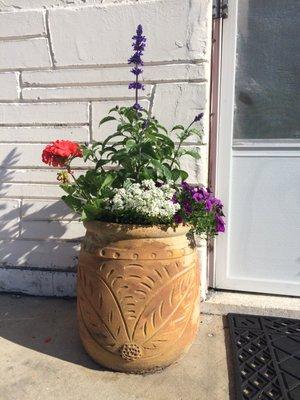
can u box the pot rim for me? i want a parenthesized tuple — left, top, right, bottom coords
(83, 220, 192, 238)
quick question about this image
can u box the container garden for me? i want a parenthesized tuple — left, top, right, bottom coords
(41, 25, 225, 373)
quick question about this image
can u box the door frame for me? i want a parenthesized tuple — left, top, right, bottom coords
(208, 0, 238, 289)
(212, 0, 238, 289)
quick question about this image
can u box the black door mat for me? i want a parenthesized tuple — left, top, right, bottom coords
(228, 313, 300, 400)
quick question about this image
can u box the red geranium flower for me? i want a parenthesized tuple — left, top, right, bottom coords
(42, 140, 82, 167)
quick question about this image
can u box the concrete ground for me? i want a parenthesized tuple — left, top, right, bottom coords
(0, 294, 233, 400)
(203, 290, 300, 318)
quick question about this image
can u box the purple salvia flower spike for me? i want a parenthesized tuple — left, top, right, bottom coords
(128, 24, 146, 110)
(194, 113, 204, 122)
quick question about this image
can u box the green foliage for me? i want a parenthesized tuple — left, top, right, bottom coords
(97, 208, 174, 226)
(186, 202, 220, 238)
(59, 106, 204, 222)
(82, 107, 203, 185)
(61, 170, 117, 220)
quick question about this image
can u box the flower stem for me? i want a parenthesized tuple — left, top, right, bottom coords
(135, 63, 138, 107)
(170, 135, 185, 169)
(169, 119, 199, 169)
(66, 164, 89, 201)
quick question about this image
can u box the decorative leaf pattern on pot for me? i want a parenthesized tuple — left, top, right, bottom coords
(132, 262, 196, 356)
(78, 251, 198, 360)
(77, 263, 129, 352)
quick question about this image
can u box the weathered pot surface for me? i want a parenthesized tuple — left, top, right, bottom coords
(77, 220, 200, 373)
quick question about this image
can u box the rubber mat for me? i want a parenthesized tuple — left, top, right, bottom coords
(228, 313, 300, 400)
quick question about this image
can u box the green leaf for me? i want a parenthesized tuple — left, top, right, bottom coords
(179, 170, 189, 181)
(176, 131, 190, 141)
(108, 106, 119, 114)
(60, 184, 76, 195)
(102, 132, 124, 147)
(156, 124, 168, 134)
(161, 165, 172, 181)
(125, 139, 136, 150)
(171, 169, 181, 181)
(188, 127, 203, 137)
(61, 195, 82, 212)
(117, 123, 134, 133)
(82, 198, 105, 220)
(99, 116, 116, 126)
(82, 147, 93, 161)
(155, 133, 175, 148)
(100, 172, 116, 190)
(102, 146, 117, 154)
(95, 159, 110, 170)
(183, 149, 201, 159)
(150, 159, 172, 181)
(171, 125, 185, 132)
(141, 142, 158, 158)
(140, 167, 156, 180)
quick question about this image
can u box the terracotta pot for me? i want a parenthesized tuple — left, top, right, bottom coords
(77, 221, 200, 373)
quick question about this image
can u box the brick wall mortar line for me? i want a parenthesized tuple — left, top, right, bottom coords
(0, 60, 208, 74)
(14, 96, 151, 103)
(44, 10, 57, 68)
(23, 79, 208, 89)
(0, 34, 47, 42)
(88, 101, 93, 142)
(17, 71, 22, 100)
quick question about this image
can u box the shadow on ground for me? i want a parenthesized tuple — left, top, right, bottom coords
(0, 294, 233, 399)
(0, 294, 101, 370)
(223, 316, 236, 399)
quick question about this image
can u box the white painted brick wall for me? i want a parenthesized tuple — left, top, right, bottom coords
(0, 10, 46, 38)
(0, 73, 20, 100)
(0, 38, 52, 70)
(0, 0, 212, 297)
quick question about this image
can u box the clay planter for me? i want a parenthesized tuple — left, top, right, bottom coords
(77, 221, 200, 373)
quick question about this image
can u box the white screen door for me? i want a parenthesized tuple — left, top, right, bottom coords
(214, 0, 300, 296)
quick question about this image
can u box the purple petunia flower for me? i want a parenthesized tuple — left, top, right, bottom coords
(183, 200, 192, 214)
(215, 215, 225, 233)
(192, 191, 204, 202)
(192, 186, 209, 201)
(205, 199, 213, 212)
(181, 181, 190, 190)
(212, 198, 223, 208)
(174, 214, 183, 224)
(181, 181, 194, 194)
(171, 194, 179, 204)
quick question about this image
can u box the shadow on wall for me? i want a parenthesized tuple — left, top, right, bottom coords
(0, 149, 22, 239)
(0, 149, 83, 296)
(0, 294, 101, 370)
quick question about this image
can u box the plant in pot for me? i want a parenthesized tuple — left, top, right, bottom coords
(41, 25, 225, 374)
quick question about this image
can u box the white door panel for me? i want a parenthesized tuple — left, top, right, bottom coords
(215, 0, 300, 295)
(224, 154, 300, 294)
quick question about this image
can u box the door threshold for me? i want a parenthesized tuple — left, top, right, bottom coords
(202, 290, 300, 319)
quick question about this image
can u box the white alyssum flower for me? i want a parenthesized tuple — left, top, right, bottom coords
(108, 179, 180, 221)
